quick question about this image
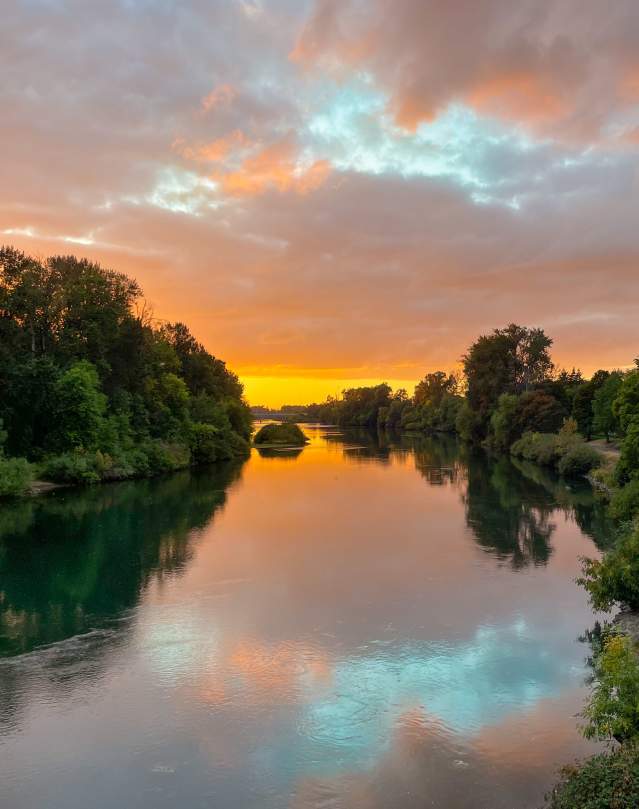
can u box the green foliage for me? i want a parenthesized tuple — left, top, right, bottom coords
(463, 324, 553, 437)
(400, 392, 463, 434)
(557, 444, 602, 478)
(489, 393, 520, 451)
(609, 479, 639, 522)
(189, 422, 248, 464)
(340, 384, 392, 428)
(0, 247, 251, 487)
(515, 390, 567, 435)
(614, 371, 639, 436)
(546, 743, 639, 809)
(578, 527, 639, 611)
(582, 633, 639, 742)
(0, 456, 33, 497)
(455, 400, 484, 442)
(593, 372, 623, 440)
(253, 422, 308, 446)
(617, 417, 639, 485)
(414, 372, 458, 408)
(42, 451, 103, 484)
(571, 370, 610, 440)
(378, 389, 410, 430)
(511, 423, 600, 478)
(49, 361, 107, 452)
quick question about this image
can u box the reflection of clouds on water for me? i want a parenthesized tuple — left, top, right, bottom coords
(297, 619, 582, 772)
(0, 428, 610, 809)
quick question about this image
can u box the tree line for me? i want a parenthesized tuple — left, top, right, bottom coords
(0, 247, 252, 493)
(305, 323, 631, 459)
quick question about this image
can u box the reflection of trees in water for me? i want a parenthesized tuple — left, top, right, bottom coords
(321, 426, 611, 568)
(0, 461, 244, 657)
(256, 447, 304, 460)
(407, 434, 463, 487)
(463, 454, 557, 568)
(323, 427, 393, 463)
(324, 428, 462, 479)
(510, 457, 616, 553)
(0, 462, 243, 733)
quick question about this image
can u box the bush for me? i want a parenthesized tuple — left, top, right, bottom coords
(511, 427, 600, 478)
(42, 451, 102, 484)
(0, 456, 33, 497)
(557, 444, 602, 477)
(582, 633, 639, 742)
(142, 441, 191, 474)
(546, 743, 639, 808)
(578, 527, 639, 611)
(253, 422, 308, 446)
(610, 479, 639, 522)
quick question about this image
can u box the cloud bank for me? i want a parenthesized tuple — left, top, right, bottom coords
(1, 0, 638, 403)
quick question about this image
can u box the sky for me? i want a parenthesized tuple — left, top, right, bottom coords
(2, 0, 639, 406)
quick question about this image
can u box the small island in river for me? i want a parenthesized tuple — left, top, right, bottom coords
(253, 422, 309, 447)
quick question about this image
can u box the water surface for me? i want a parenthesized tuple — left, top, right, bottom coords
(0, 426, 611, 808)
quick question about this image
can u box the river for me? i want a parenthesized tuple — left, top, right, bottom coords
(0, 425, 612, 808)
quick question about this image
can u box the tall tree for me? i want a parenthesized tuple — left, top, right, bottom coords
(463, 324, 553, 435)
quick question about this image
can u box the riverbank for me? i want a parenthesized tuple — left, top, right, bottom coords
(1, 437, 251, 501)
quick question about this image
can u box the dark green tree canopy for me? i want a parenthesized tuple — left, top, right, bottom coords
(0, 247, 251, 474)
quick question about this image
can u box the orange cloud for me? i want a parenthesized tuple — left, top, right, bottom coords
(175, 129, 251, 163)
(201, 83, 236, 113)
(213, 138, 331, 196)
(466, 72, 568, 127)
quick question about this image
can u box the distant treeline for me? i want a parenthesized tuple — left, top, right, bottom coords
(0, 247, 252, 494)
(303, 323, 632, 460)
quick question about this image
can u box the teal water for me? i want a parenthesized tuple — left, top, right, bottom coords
(0, 427, 611, 808)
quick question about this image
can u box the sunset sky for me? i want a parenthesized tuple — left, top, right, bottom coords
(2, 1, 639, 406)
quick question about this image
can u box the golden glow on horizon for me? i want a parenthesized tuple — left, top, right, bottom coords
(241, 376, 419, 408)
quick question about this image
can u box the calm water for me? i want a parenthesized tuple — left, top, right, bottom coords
(0, 426, 612, 809)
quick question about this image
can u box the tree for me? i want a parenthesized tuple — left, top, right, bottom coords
(414, 372, 458, 408)
(613, 371, 639, 436)
(463, 324, 553, 436)
(490, 394, 520, 451)
(571, 370, 609, 440)
(0, 246, 251, 479)
(592, 372, 623, 441)
(337, 384, 392, 427)
(514, 390, 567, 436)
(49, 361, 107, 452)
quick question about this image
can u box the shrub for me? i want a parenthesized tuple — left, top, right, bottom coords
(582, 633, 639, 742)
(253, 422, 308, 446)
(42, 451, 102, 484)
(143, 441, 191, 474)
(557, 444, 602, 477)
(546, 743, 639, 808)
(511, 432, 562, 465)
(511, 428, 600, 479)
(578, 527, 639, 611)
(0, 456, 33, 497)
(610, 479, 639, 522)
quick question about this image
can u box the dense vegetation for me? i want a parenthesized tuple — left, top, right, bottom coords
(546, 743, 639, 809)
(0, 247, 251, 493)
(305, 323, 628, 480)
(253, 422, 308, 446)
